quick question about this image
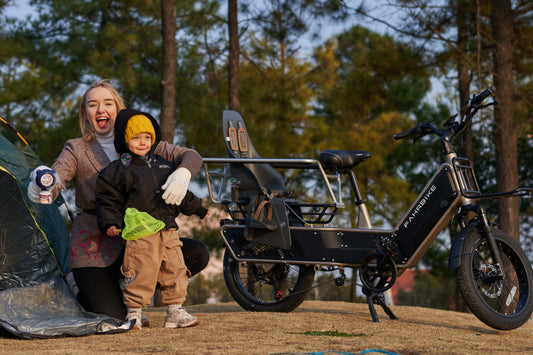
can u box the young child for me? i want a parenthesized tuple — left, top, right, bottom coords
(95, 108, 207, 330)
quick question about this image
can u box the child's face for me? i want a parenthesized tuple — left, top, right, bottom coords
(127, 132, 152, 156)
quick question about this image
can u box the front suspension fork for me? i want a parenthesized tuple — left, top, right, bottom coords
(460, 204, 506, 277)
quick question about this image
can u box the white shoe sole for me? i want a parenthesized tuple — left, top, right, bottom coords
(165, 318, 200, 329)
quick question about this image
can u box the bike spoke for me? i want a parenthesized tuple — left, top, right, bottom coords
(472, 239, 528, 315)
(234, 262, 299, 303)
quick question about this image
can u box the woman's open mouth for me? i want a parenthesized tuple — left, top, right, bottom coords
(96, 117, 109, 129)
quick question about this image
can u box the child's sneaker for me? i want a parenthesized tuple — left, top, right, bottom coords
(126, 308, 143, 330)
(165, 306, 200, 328)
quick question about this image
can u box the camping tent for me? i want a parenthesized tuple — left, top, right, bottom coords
(0, 118, 129, 339)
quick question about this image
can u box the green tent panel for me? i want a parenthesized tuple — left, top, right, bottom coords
(0, 119, 130, 338)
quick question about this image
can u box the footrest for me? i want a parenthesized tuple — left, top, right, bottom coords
(285, 201, 339, 225)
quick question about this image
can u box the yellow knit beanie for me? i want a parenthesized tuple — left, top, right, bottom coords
(125, 115, 155, 144)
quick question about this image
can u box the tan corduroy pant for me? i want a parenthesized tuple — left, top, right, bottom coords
(121, 229, 188, 308)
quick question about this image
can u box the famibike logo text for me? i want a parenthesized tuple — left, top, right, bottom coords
(403, 184, 437, 229)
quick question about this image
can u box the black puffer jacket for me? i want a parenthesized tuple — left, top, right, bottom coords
(95, 109, 207, 234)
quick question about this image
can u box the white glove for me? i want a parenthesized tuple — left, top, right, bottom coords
(27, 180, 42, 203)
(161, 167, 191, 205)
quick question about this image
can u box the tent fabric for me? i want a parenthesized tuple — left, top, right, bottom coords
(0, 276, 130, 339)
(0, 167, 59, 288)
(0, 122, 130, 338)
(0, 132, 69, 276)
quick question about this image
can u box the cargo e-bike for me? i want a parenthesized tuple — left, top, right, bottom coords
(203, 87, 533, 330)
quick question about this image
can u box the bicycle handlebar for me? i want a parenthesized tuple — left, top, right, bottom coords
(394, 122, 444, 140)
(469, 86, 496, 106)
(393, 124, 421, 140)
(394, 87, 496, 142)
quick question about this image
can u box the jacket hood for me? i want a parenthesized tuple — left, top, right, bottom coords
(114, 108, 161, 156)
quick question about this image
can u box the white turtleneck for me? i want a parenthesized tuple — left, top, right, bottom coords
(95, 131, 119, 162)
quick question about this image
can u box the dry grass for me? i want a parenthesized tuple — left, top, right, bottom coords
(1, 301, 532, 354)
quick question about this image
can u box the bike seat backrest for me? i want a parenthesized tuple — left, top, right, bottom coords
(319, 149, 371, 171)
(222, 110, 285, 195)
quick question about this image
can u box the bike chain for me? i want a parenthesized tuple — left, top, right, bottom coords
(280, 269, 367, 299)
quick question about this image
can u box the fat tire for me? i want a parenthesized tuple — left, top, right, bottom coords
(223, 248, 315, 312)
(456, 228, 533, 330)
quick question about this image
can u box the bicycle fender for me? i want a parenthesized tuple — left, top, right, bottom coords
(448, 222, 481, 270)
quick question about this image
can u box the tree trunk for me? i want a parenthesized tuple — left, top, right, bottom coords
(490, 0, 520, 241)
(457, 0, 473, 163)
(454, 0, 471, 313)
(228, 0, 241, 112)
(154, 0, 177, 306)
(160, 0, 177, 143)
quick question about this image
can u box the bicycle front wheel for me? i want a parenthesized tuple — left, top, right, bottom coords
(456, 228, 533, 330)
(223, 248, 315, 312)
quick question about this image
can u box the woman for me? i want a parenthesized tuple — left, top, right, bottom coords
(27, 80, 209, 320)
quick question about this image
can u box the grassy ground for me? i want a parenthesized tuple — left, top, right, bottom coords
(1, 300, 532, 354)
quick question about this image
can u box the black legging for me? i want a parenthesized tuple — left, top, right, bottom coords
(73, 238, 209, 320)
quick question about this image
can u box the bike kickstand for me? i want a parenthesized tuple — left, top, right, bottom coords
(362, 287, 398, 322)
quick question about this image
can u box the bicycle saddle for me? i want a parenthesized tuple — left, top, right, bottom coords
(319, 149, 371, 170)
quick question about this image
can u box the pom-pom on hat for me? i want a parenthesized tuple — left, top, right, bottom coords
(125, 115, 156, 144)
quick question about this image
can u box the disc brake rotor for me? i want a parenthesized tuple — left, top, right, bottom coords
(477, 263, 503, 298)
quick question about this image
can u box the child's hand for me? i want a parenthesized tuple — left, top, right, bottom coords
(106, 226, 121, 237)
(202, 211, 210, 220)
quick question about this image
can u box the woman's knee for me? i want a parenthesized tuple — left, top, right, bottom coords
(181, 238, 210, 276)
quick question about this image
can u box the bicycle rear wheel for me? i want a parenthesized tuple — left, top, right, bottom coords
(223, 248, 315, 312)
(456, 228, 533, 330)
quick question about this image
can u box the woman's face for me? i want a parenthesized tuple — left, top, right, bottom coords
(85, 86, 118, 136)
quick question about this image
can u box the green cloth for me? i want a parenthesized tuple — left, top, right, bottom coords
(121, 207, 165, 240)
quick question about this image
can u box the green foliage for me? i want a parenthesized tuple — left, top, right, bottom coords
(1, 0, 222, 158)
(311, 25, 430, 126)
(191, 224, 225, 252)
(397, 270, 456, 310)
(396, 240, 458, 310)
(237, 50, 314, 158)
(184, 273, 211, 305)
(305, 273, 351, 301)
(185, 272, 233, 305)
(308, 25, 432, 224)
(303, 272, 366, 303)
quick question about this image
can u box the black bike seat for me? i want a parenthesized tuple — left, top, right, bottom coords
(319, 150, 371, 170)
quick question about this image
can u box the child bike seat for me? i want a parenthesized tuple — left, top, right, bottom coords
(222, 110, 285, 195)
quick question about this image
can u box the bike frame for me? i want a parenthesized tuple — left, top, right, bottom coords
(203, 154, 472, 273)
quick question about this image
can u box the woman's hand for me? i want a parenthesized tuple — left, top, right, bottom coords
(27, 180, 42, 203)
(161, 167, 191, 205)
(27, 165, 58, 204)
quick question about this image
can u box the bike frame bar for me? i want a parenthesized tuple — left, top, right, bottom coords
(203, 157, 343, 208)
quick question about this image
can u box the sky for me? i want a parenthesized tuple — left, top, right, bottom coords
(4, 0, 32, 19)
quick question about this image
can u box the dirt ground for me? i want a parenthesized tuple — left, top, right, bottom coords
(1, 300, 532, 354)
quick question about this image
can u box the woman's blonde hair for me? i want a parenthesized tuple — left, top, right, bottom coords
(79, 79, 126, 142)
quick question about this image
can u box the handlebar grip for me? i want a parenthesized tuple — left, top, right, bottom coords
(394, 124, 420, 140)
(469, 86, 496, 106)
